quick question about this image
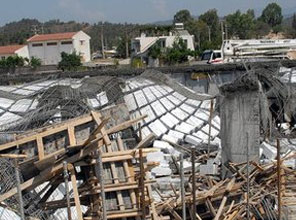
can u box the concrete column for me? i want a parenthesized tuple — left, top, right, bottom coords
(220, 80, 260, 175)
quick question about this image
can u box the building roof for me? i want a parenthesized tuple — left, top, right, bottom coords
(0, 45, 25, 55)
(27, 32, 78, 42)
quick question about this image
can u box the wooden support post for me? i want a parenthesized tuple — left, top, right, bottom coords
(180, 153, 186, 220)
(63, 161, 72, 220)
(207, 99, 214, 158)
(69, 164, 83, 220)
(191, 147, 197, 220)
(277, 139, 282, 220)
(98, 149, 107, 220)
(139, 149, 146, 220)
(14, 159, 25, 220)
(37, 136, 45, 160)
(68, 126, 76, 146)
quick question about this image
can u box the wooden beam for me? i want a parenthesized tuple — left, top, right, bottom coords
(69, 164, 83, 220)
(0, 154, 27, 159)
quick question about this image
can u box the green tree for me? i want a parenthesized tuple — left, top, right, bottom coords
(260, 3, 283, 27)
(30, 57, 41, 69)
(292, 13, 296, 31)
(58, 52, 82, 71)
(174, 10, 193, 26)
(148, 41, 162, 59)
(252, 20, 271, 38)
(164, 38, 194, 64)
(225, 10, 255, 39)
(199, 9, 220, 41)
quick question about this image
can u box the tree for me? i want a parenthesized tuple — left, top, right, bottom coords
(174, 10, 193, 26)
(293, 13, 296, 31)
(225, 10, 255, 39)
(199, 9, 220, 40)
(30, 57, 41, 69)
(164, 38, 194, 64)
(261, 3, 283, 27)
(58, 52, 82, 71)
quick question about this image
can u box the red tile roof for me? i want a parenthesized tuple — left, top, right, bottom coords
(0, 45, 26, 55)
(27, 32, 78, 42)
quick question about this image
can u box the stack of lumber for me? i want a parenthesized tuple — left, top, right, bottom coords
(155, 154, 296, 220)
(0, 110, 159, 220)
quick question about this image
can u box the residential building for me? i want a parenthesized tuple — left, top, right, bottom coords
(0, 45, 29, 60)
(27, 31, 91, 65)
(131, 23, 195, 65)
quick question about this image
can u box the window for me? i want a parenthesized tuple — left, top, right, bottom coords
(61, 41, 72, 45)
(47, 42, 57, 46)
(80, 40, 85, 45)
(32, 43, 43, 47)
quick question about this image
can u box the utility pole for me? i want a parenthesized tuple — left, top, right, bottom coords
(225, 23, 228, 40)
(208, 26, 211, 42)
(221, 21, 225, 43)
(125, 27, 129, 58)
(101, 22, 105, 59)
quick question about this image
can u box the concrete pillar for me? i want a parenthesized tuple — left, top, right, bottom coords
(220, 78, 260, 175)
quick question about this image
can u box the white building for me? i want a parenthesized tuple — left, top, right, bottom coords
(27, 31, 91, 65)
(131, 23, 195, 64)
(0, 45, 29, 60)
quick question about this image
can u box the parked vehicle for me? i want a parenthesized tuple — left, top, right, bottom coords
(202, 39, 296, 64)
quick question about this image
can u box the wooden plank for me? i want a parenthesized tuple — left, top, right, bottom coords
(68, 126, 76, 146)
(0, 154, 27, 159)
(69, 164, 83, 220)
(37, 136, 45, 160)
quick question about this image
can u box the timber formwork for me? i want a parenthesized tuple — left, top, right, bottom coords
(0, 110, 158, 220)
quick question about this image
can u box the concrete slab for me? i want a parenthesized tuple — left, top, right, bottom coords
(148, 120, 167, 137)
(160, 97, 175, 111)
(134, 90, 148, 108)
(186, 99, 201, 107)
(180, 103, 195, 115)
(186, 115, 204, 129)
(160, 113, 179, 128)
(185, 135, 202, 145)
(140, 106, 156, 123)
(162, 134, 179, 144)
(124, 94, 137, 111)
(9, 99, 32, 112)
(0, 98, 15, 109)
(171, 108, 189, 121)
(172, 92, 186, 101)
(151, 100, 166, 117)
(168, 130, 185, 140)
(167, 95, 182, 105)
(175, 122, 195, 134)
(143, 87, 156, 103)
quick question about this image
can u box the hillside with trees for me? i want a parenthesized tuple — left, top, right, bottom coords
(0, 2, 295, 57)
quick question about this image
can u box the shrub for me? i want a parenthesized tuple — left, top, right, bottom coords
(30, 57, 42, 69)
(58, 52, 82, 71)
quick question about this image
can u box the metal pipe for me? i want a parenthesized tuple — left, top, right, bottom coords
(14, 159, 25, 220)
(63, 161, 72, 220)
(180, 153, 186, 220)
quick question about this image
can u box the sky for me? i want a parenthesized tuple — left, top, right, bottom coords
(0, 0, 296, 25)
